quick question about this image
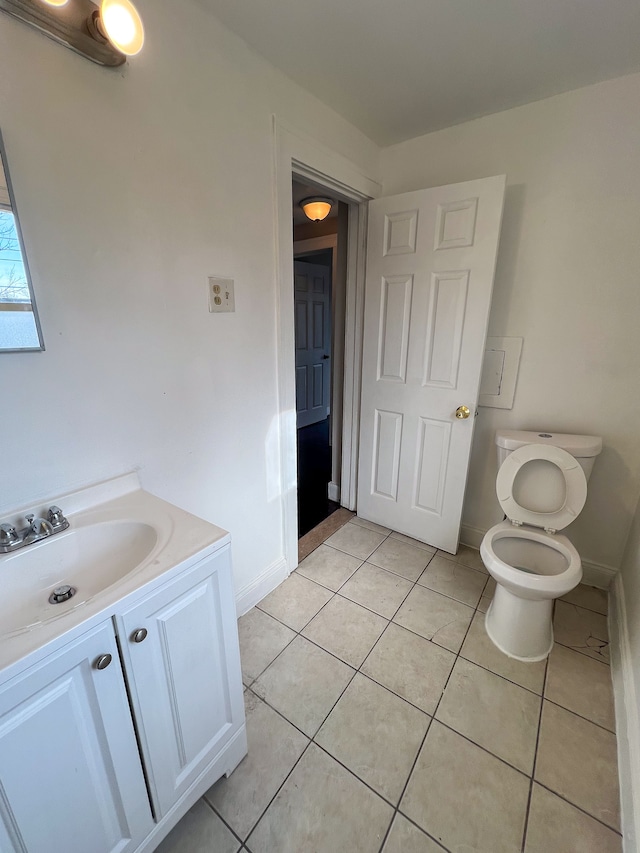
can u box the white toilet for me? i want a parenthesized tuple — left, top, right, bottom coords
(480, 430, 602, 662)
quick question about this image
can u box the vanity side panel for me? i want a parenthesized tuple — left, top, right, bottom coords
(116, 545, 246, 818)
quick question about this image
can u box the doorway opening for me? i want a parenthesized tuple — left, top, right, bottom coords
(292, 179, 349, 537)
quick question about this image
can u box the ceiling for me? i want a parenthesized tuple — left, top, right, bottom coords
(206, 0, 640, 145)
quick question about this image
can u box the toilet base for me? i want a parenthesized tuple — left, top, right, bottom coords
(485, 583, 554, 662)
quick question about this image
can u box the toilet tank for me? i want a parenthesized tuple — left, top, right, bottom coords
(495, 430, 603, 481)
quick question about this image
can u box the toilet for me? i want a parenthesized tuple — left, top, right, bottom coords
(480, 430, 602, 662)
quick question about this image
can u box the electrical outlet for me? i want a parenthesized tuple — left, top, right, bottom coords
(208, 277, 235, 313)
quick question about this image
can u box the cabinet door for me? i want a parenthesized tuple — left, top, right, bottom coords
(0, 622, 153, 853)
(117, 546, 245, 818)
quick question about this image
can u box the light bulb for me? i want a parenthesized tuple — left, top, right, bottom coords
(99, 0, 144, 56)
(41, 0, 70, 6)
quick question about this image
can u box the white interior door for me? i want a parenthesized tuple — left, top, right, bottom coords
(357, 176, 506, 553)
(294, 260, 331, 428)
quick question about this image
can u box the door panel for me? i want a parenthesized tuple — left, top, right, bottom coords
(414, 416, 451, 513)
(294, 260, 331, 428)
(378, 275, 412, 382)
(0, 622, 152, 853)
(372, 409, 403, 500)
(117, 547, 244, 819)
(423, 271, 469, 388)
(358, 176, 506, 552)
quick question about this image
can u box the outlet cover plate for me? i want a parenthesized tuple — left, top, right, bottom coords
(208, 277, 235, 313)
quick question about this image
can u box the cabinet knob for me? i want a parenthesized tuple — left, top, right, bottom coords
(94, 654, 112, 670)
(132, 628, 148, 644)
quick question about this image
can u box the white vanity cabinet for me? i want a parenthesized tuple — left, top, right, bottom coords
(0, 621, 154, 853)
(0, 540, 246, 853)
(116, 544, 245, 820)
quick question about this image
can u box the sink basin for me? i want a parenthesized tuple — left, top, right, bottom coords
(0, 520, 158, 637)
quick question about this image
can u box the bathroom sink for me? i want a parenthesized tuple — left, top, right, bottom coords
(0, 520, 158, 637)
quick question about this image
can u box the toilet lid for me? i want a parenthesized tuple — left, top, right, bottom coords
(496, 443, 587, 531)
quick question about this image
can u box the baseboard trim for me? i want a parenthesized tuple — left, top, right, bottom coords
(581, 559, 617, 590)
(459, 524, 616, 590)
(609, 574, 640, 852)
(459, 523, 485, 550)
(328, 481, 340, 503)
(235, 557, 288, 617)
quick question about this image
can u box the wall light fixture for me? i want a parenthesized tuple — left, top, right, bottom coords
(0, 0, 145, 66)
(300, 197, 334, 223)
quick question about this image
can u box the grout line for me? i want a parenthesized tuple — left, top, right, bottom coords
(349, 518, 393, 535)
(355, 552, 439, 677)
(548, 640, 612, 668)
(533, 780, 623, 836)
(231, 738, 313, 849)
(429, 718, 533, 780)
(231, 531, 412, 844)
(249, 607, 525, 848)
(238, 528, 618, 851)
(542, 697, 617, 735)
(376, 569, 484, 853)
(558, 596, 609, 618)
(238, 528, 440, 848)
(237, 613, 386, 844)
(408, 580, 488, 611)
(457, 655, 545, 698)
(520, 653, 549, 852)
(200, 796, 245, 847)
(319, 541, 387, 563)
(385, 810, 451, 852)
(332, 567, 425, 623)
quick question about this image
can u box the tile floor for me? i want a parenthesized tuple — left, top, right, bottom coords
(158, 518, 621, 853)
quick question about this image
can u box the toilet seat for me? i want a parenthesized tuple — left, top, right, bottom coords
(496, 444, 587, 532)
(481, 520, 582, 597)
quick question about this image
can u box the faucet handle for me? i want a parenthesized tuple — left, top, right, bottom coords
(0, 523, 18, 545)
(48, 506, 67, 528)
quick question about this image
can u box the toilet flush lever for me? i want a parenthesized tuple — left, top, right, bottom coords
(455, 406, 471, 419)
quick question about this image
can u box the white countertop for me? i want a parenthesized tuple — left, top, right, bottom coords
(0, 474, 230, 681)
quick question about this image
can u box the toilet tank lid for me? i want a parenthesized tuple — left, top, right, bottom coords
(495, 430, 603, 457)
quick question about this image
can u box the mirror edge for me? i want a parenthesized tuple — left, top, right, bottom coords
(0, 129, 45, 353)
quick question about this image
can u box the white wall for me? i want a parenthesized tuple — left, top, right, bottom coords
(380, 74, 640, 577)
(0, 0, 379, 597)
(3, 1, 639, 589)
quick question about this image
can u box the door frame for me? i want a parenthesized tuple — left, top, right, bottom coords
(273, 116, 381, 572)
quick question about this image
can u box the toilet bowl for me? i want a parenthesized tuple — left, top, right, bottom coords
(481, 521, 582, 661)
(480, 431, 602, 662)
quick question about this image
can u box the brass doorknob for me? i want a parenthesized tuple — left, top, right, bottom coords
(455, 406, 471, 419)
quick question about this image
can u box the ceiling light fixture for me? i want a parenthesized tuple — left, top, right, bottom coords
(300, 197, 333, 222)
(0, 0, 145, 66)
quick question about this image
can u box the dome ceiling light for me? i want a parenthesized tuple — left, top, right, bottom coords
(300, 197, 334, 223)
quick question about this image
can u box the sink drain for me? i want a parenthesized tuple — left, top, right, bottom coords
(49, 585, 76, 604)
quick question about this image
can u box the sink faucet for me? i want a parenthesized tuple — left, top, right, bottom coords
(22, 514, 54, 544)
(0, 506, 69, 553)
